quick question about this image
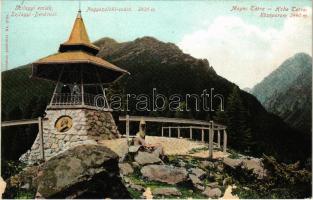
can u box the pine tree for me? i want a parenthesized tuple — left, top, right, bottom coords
(3, 106, 24, 160)
(225, 86, 253, 152)
(31, 96, 48, 118)
(23, 96, 37, 119)
(23, 97, 39, 151)
(213, 102, 228, 125)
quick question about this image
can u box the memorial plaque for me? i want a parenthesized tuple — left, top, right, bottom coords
(55, 116, 73, 132)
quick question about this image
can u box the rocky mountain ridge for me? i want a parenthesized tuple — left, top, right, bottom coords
(252, 53, 312, 134)
(94, 36, 215, 73)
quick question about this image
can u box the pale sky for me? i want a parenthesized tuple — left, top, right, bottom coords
(1, 0, 312, 88)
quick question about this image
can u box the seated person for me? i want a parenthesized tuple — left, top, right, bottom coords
(133, 119, 164, 156)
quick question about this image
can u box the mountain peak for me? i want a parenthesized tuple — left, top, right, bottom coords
(282, 52, 312, 70)
(93, 36, 216, 74)
(93, 37, 119, 48)
(134, 36, 161, 44)
(293, 52, 311, 59)
(132, 36, 184, 54)
(252, 52, 312, 134)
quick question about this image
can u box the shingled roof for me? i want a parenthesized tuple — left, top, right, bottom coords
(32, 10, 129, 84)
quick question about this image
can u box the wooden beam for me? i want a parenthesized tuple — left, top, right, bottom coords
(223, 129, 227, 153)
(38, 117, 45, 160)
(80, 68, 85, 105)
(209, 121, 214, 159)
(47, 104, 112, 111)
(49, 66, 64, 106)
(126, 115, 130, 142)
(145, 126, 225, 130)
(119, 116, 226, 128)
(217, 130, 221, 148)
(1, 119, 39, 127)
(201, 129, 204, 142)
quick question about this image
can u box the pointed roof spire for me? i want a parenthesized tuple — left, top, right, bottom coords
(59, 10, 99, 54)
(33, 9, 129, 84)
(67, 10, 90, 44)
(77, 9, 82, 18)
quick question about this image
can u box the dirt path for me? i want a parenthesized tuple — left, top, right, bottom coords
(99, 136, 228, 159)
(145, 136, 207, 155)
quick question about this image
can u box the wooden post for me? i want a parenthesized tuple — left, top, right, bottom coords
(209, 121, 213, 159)
(217, 130, 221, 148)
(38, 117, 45, 160)
(201, 129, 204, 142)
(49, 67, 64, 106)
(102, 88, 110, 109)
(223, 129, 227, 153)
(161, 127, 164, 137)
(169, 127, 171, 137)
(126, 115, 130, 142)
(177, 128, 180, 138)
(80, 68, 85, 105)
(96, 68, 109, 108)
(189, 127, 192, 139)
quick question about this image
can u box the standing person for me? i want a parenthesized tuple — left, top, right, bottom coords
(71, 82, 81, 104)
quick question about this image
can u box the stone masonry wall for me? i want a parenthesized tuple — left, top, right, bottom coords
(20, 108, 120, 165)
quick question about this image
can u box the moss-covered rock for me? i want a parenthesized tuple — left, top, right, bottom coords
(141, 164, 188, 184)
(5, 144, 130, 199)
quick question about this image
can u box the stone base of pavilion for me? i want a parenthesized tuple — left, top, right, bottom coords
(20, 108, 120, 165)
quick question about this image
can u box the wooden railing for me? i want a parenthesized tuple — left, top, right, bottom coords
(1, 117, 45, 160)
(2, 115, 228, 161)
(119, 115, 228, 158)
(161, 126, 227, 153)
(50, 93, 109, 108)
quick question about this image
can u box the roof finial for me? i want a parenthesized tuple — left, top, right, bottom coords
(77, 0, 82, 18)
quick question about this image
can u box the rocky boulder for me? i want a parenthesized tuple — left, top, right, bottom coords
(223, 157, 243, 169)
(152, 187, 182, 196)
(118, 163, 134, 175)
(135, 151, 162, 165)
(199, 160, 215, 169)
(202, 187, 222, 198)
(5, 145, 130, 199)
(4, 165, 40, 198)
(189, 174, 204, 191)
(141, 165, 188, 184)
(223, 157, 267, 179)
(207, 182, 219, 188)
(129, 145, 142, 153)
(129, 182, 145, 192)
(242, 158, 267, 179)
(190, 167, 206, 179)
